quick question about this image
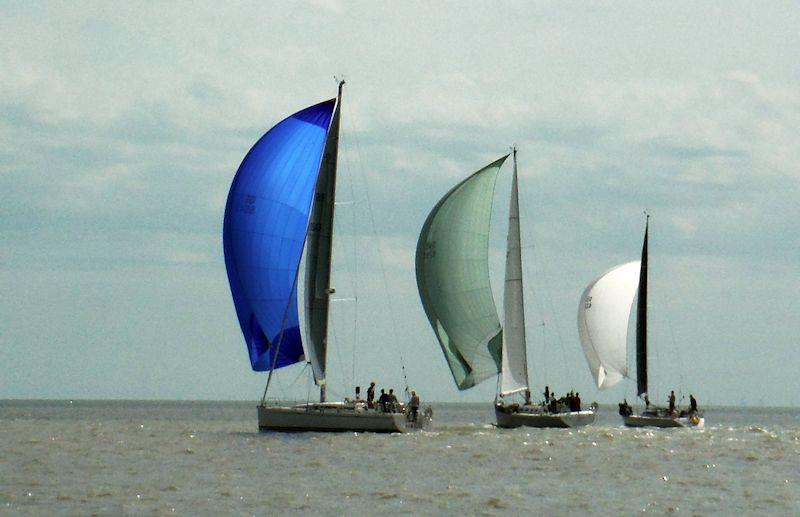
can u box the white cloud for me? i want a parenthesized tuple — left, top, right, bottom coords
(2, 2, 799, 403)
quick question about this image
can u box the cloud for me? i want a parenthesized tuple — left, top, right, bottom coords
(2, 2, 799, 403)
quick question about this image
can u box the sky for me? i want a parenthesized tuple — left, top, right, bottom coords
(1, 1, 798, 407)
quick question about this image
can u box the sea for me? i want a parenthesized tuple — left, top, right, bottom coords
(1, 401, 798, 516)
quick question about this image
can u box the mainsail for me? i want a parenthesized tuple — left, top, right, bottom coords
(415, 156, 508, 390)
(223, 99, 336, 371)
(636, 217, 649, 396)
(577, 261, 641, 389)
(303, 85, 343, 388)
(500, 150, 529, 396)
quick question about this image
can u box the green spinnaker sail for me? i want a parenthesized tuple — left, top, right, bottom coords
(415, 156, 509, 390)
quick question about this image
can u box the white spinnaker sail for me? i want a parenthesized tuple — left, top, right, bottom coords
(500, 161, 529, 397)
(577, 261, 640, 389)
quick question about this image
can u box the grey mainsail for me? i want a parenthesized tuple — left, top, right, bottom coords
(303, 83, 343, 397)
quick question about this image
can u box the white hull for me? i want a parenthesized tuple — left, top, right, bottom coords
(495, 404, 595, 428)
(258, 403, 431, 433)
(623, 414, 704, 428)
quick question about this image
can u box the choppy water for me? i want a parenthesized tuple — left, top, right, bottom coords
(1, 401, 798, 515)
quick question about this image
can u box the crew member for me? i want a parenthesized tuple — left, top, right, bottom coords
(367, 382, 376, 408)
(388, 389, 398, 412)
(378, 389, 389, 412)
(409, 390, 420, 422)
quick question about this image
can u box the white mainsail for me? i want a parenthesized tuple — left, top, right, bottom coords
(577, 261, 640, 389)
(500, 152, 529, 397)
(303, 88, 342, 395)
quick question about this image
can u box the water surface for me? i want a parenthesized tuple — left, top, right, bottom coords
(2, 401, 798, 515)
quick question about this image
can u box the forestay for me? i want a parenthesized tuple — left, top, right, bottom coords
(415, 156, 508, 390)
(577, 261, 641, 389)
(223, 100, 336, 371)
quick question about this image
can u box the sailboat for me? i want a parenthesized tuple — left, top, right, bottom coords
(577, 215, 704, 428)
(415, 149, 595, 428)
(223, 81, 431, 433)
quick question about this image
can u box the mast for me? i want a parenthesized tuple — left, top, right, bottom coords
(636, 214, 649, 396)
(500, 147, 530, 398)
(305, 80, 344, 402)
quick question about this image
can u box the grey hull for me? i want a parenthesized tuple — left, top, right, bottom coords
(258, 404, 427, 433)
(495, 406, 596, 428)
(623, 414, 704, 428)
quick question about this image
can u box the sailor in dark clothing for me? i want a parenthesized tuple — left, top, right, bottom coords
(618, 399, 632, 416)
(689, 394, 697, 413)
(378, 389, 389, 412)
(574, 392, 581, 412)
(367, 382, 376, 408)
(544, 386, 550, 405)
(409, 390, 420, 422)
(668, 390, 676, 415)
(387, 389, 399, 412)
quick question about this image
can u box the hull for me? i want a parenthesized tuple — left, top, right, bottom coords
(623, 414, 704, 428)
(495, 405, 595, 428)
(258, 403, 431, 433)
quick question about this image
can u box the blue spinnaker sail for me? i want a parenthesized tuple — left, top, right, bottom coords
(224, 99, 335, 371)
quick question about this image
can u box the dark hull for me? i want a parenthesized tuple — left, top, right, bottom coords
(623, 414, 704, 428)
(495, 405, 595, 428)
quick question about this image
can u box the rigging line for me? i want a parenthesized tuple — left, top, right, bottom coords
(326, 240, 344, 394)
(261, 254, 305, 405)
(328, 291, 348, 391)
(306, 367, 313, 405)
(350, 150, 359, 395)
(523, 255, 548, 376)
(538, 321, 546, 390)
(527, 231, 569, 374)
(344, 124, 360, 393)
(657, 272, 686, 389)
(668, 316, 686, 390)
(328, 223, 355, 392)
(326, 385, 346, 401)
(516, 176, 566, 366)
(344, 100, 410, 396)
(518, 234, 546, 355)
(339, 109, 359, 390)
(328, 286, 348, 392)
(519, 205, 566, 381)
(286, 362, 310, 391)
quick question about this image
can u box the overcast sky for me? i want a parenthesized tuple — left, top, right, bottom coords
(2, 1, 798, 407)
